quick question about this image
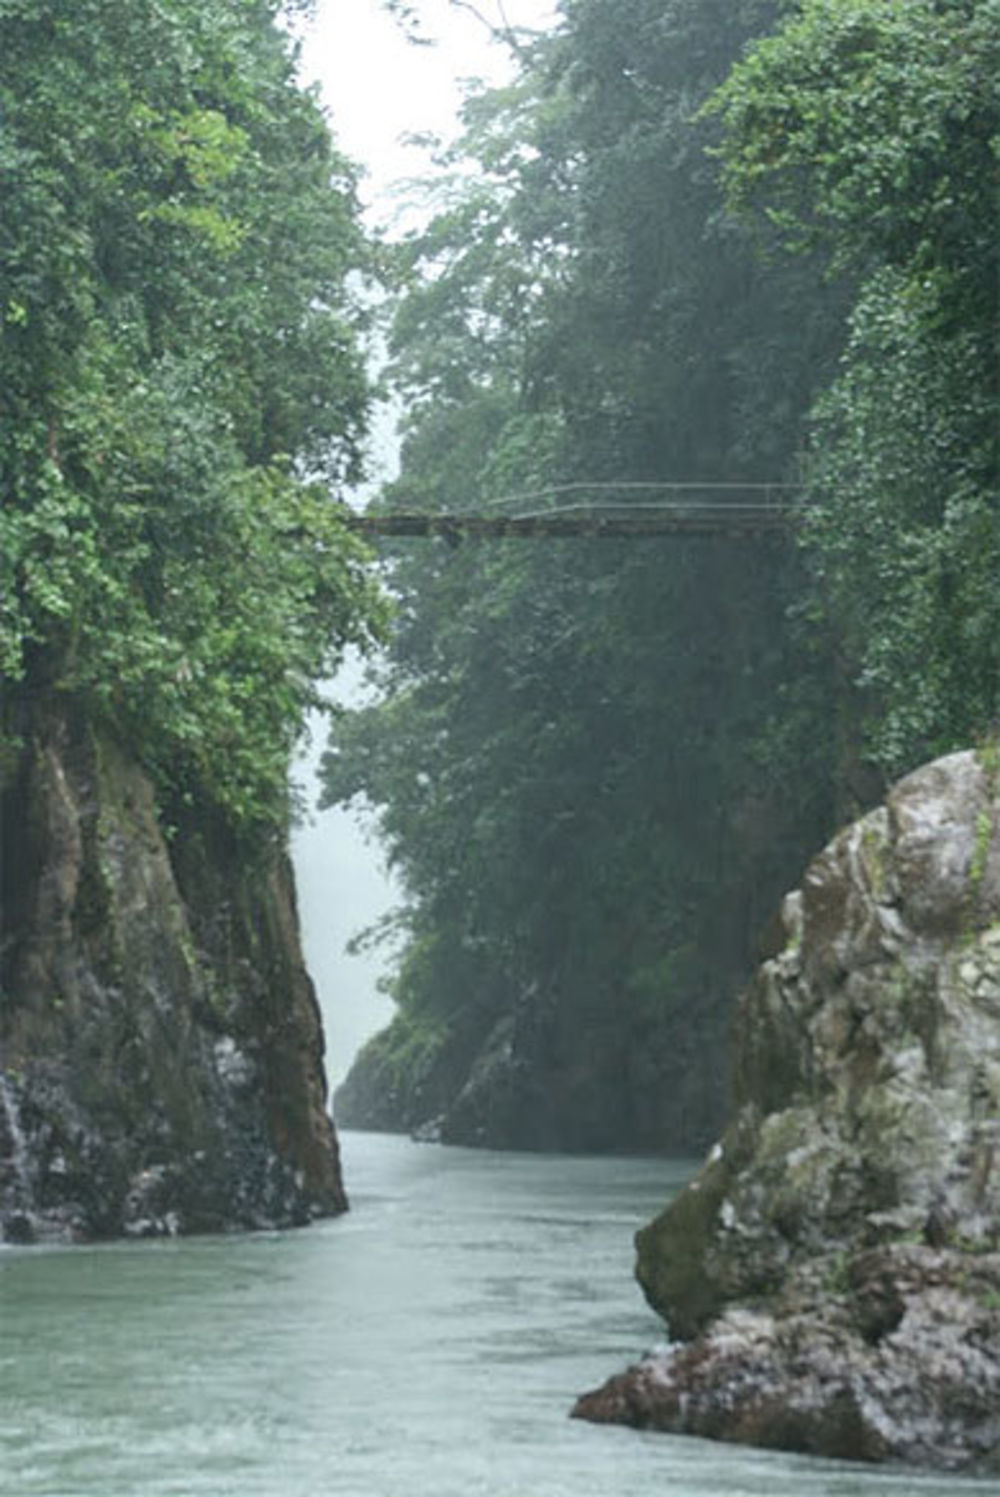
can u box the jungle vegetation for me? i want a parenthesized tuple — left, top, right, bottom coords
(3, 0, 995, 1150)
(324, 0, 999, 1149)
(1, 0, 386, 834)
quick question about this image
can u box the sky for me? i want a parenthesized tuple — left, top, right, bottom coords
(300, 0, 559, 234)
(289, 0, 561, 1092)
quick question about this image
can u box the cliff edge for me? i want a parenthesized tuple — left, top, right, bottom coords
(0, 704, 346, 1243)
(575, 746, 1000, 1470)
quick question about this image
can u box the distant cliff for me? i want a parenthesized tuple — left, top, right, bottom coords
(0, 702, 345, 1243)
(334, 979, 729, 1156)
(576, 747, 1000, 1470)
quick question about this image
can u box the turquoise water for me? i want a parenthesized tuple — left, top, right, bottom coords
(1, 1131, 995, 1496)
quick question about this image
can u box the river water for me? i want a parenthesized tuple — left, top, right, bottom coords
(2, 1131, 995, 1497)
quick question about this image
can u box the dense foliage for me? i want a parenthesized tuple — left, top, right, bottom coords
(324, 0, 855, 1149)
(713, 0, 1000, 773)
(326, 0, 998, 1150)
(0, 0, 386, 830)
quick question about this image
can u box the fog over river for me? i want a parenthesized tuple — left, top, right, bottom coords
(3, 1131, 986, 1496)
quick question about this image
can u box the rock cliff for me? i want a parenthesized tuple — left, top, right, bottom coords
(575, 747, 1000, 1470)
(335, 963, 732, 1155)
(334, 993, 729, 1155)
(0, 702, 346, 1243)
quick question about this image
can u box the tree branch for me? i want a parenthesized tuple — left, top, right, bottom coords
(446, 0, 529, 60)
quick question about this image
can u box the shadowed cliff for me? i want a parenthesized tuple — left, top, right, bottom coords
(0, 702, 345, 1243)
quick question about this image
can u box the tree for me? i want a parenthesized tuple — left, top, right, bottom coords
(1, 0, 386, 830)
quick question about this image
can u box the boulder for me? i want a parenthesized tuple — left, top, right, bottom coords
(575, 746, 1000, 1469)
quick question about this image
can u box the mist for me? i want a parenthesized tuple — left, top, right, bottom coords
(290, 659, 397, 1093)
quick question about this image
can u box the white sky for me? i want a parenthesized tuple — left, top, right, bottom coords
(299, 0, 560, 233)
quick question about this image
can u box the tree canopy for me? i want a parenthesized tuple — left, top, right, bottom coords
(8, 0, 992, 1150)
(325, 0, 997, 1150)
(1, 0, 386, 830)
(712, 0, 999, 771)
(324, 0, 849, 1148)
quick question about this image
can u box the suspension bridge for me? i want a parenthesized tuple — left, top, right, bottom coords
(342, 483, 802, 541)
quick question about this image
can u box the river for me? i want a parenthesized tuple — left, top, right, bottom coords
(1, 1131, 994, 1496)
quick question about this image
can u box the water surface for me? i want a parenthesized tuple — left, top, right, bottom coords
(2, 1132, 995, 1495)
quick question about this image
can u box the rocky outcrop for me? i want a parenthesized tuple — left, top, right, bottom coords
(0, 703, 345, 1243)
(575, 747, 1000, 1469)
(336, 978, 729, 1154)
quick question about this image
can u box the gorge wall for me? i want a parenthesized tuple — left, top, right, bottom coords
(334, 976, 730, 1156)
(575, 746, 1000, 1469)
(0, 702, 345, 1244)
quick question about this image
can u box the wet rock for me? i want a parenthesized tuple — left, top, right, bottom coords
(575, 1246, 1000, 1469)
(0, 704, 345, 1242)
(2, 1211, 38, 1245)
(578, 747, 1000, 1469)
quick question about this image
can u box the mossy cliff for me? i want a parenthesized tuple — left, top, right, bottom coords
(576, 747, 1000, 1470)
(0, 703, 345, 1243)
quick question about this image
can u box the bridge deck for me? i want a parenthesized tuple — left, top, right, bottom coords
(344, 504, 797, 540)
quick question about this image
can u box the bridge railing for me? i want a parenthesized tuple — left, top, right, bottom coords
(341, 483, 802, 540)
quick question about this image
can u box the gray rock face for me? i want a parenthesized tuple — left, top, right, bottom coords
(576, 747, 1000, 1469)
(0, 705, 346, 1243)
